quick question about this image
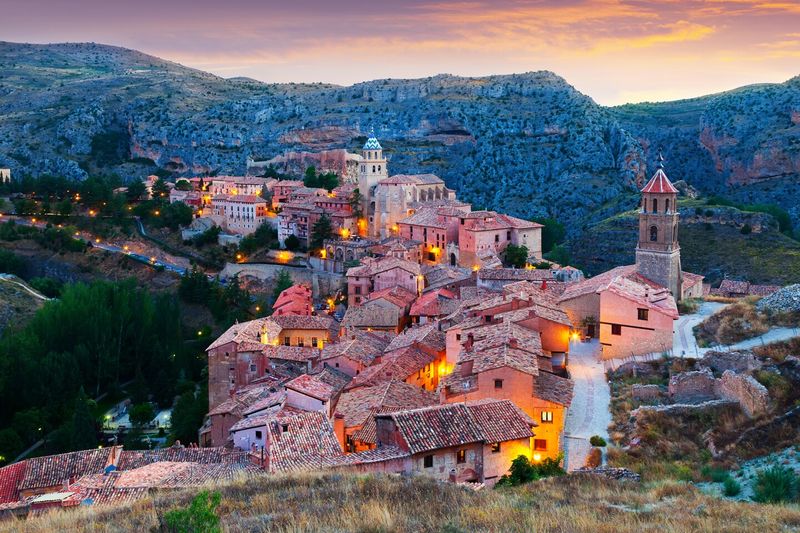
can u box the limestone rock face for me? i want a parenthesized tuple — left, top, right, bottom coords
(715, 370, 770, 418)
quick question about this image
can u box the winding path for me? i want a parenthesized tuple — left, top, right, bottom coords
(0, 274, 50, 301)
(562, 340, 611, 471)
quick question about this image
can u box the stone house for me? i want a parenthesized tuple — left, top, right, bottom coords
(373, 400, 536, 486)
(457, 211, 543, 268)
(317, 330, 391, 377)
(272, 284, 313, 316)
(211, 194, 270, 236)
(558, 265, 678, 360)
(397, 205, 469, 265)
(270, 180, 304, 208)
(283, 367, 351, 418)
(206, 315, 337, 410)
(340, 286, 417, 334)
(346, 256, 422, 306)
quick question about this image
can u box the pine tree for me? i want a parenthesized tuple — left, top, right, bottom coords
(69, 387, 97, 451)
(272, 269, 293, 302)
(310, 213, 334, 251)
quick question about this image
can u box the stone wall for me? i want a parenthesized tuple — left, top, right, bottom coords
(219, 262, 346, 298)
(714, 370, 769, 417)
(700, 351, 761, 374)
(668, 369, 716, 403)
(632, 384, 662, 401)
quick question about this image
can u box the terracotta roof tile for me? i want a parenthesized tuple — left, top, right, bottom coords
(641, 168, 678, 194)
(384, 323, 446, 353)
(533, 371, 574, 407)
(335, 381, 437, 428)
(0, 461, 26, 504)
(19, 448, 118, 492)
(347, 345, 437, 389)
(266, 411, 343, 473)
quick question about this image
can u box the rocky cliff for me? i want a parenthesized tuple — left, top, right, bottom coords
(1, 42, 798, 235)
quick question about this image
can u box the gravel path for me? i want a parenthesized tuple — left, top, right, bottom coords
(563, 340, 611, 471)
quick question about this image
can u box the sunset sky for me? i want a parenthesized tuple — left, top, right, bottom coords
(3, 0, 800, 105)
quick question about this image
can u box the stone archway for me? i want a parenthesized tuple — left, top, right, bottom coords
(450, 253, 457, 266)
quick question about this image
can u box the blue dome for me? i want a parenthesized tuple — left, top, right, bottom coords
(363, 136, 382, 150)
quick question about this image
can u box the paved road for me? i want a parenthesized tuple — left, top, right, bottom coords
(674, 301, 798, 356)
(5, 216, 189, 276)
(562, 339, 611, 471)
(0, 273, 50, 301)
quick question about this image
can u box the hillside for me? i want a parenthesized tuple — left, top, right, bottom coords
(4, 472, 799, 533)
(0, 274, 46, 335)
(568, 199, 800, 285)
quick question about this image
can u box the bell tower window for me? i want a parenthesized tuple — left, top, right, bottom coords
(650, 225, 658, 242)
(652, 198, 658, 213)
(665, 199, 670, 213)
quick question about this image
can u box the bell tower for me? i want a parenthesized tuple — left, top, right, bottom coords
(635, 152, 682, 300)
(358, 127, 388, 226)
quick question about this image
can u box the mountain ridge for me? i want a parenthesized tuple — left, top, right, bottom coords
(1, 41, 798, 237)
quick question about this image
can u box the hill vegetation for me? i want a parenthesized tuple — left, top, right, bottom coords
(4, 472, 799, 533)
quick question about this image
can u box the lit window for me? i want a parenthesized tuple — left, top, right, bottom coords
(456, 449, 466, 464)
(541, 411, 553, 424)
(491, 442, 501, 453)
(424, 454, 434, 468)
(284, 336, 291, 346)
(611, 324, 622, 336)
(534, 439, 547, 451)
(637, 308, 649, 321)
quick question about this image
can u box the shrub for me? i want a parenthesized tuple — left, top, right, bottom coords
(163, 490, 222, 533)
(495, 454, 565, 487)
(284, 234, 301, 251)
(740, 224, 752, 235)
(723, 476, 741, 497)
(752, 466, 798, 504)
(589, 435, 606, 447)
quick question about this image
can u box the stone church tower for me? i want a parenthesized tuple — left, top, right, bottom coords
(358, 128, 388, 224)
(635, 153, 682, 301)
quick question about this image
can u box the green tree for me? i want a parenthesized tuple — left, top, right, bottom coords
(272, 269, 293, 302)
(260, 184, 273, 206)
(504, 244, 528, 268)
(55, 199, 73, 217)
(129, 403, 156, 428)
(126, 180, 147, 201)
(164, 490, 222, 533)
(545, 244, 571, 266)
(129, 368, 149, 405)
(28, 277, 62, 298)
(0, 250, 25, 276)
(317, 171, 339, 192)
(152, 178, 170, 200)
(533, 217, 566, 253)
(169, 388, 207, 446)
(350, 188, 364, 220)
(284, 234, 301, 251)
(303, 166, 318, 188)
(69, 387, 97, 451)
(0, 429, 23, 464)
(310, 213, 333, 251)
(175, 179, 193, 191)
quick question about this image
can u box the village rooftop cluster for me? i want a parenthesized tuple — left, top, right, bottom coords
(0, 133, 732, 516)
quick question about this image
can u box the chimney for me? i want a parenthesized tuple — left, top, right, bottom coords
(464, 333, 474, 351)
(508, 338, 518, 349)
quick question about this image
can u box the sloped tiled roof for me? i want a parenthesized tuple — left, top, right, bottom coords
(533, 371, 574, 407)
(478, 268, 555, 281)
(410, 288, 458, 317)
(384, 323, 446, 353)
(347, 345, 437, 389)
(341, 302, 403, 329)
(285, 367, 351, 401)
(19, 448, 116, 491)
(334, 380, 437, 428)
(381, 400, 534, 454)
(641, 168, 678, 194)
(266, 411, 343, 473)
(346, 256, 421, 277)
(319, 331, 390, 367)
(117, 446, 248, 470)
(367, 285, 418, 308)
(0, 461, 26, 503)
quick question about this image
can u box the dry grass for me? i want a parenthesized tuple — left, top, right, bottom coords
(694, 299, 769, 346)
(754, 337, 800, 363)
(4, 472, 800, 533)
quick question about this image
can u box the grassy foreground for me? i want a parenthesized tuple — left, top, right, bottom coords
(4, 472, 800, 533)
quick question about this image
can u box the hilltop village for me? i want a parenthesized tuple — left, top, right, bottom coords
(3, 127, 776, 519)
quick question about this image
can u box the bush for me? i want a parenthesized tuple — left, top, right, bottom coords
(163, 490, 222, 533)
(589, 435, 607, 447)
(495, 454, 565, 487)
(284, 234, 301, 251)
(752, 466, 798, 503)
(740, 224, 752, 235)
(723, 476, 741, 497)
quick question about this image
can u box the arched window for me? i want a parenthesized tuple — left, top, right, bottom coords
(665, 199, 670, 213)
(652, 198, 658, 213)
(372, 165, 376, 172)
(378, 165, 381, 172)
(650, 225, 658, 242)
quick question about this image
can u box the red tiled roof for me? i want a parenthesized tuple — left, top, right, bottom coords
(19, 448, 117, 492)
(478, 268, 554, 281)
(641, 168, 678, 194)
(558, 265, 678, 320)
(347, 345, 437, 389)
(384, 323, 446, 353)
(285, 367, 350, 401)
(346, 256, 421, 277)
(266, 411, 343, 473)
(682, 271, 705, 289)
(367, 285, 418, 308)
(533, 371, 574, 407)
(0, 461, 26, 503)
(334, 380, 438, 428)
(410, 288, 457, 317)
(319, 331, 390, 367)
(117, 446, 248, 470)
(381, 400, 534, 454)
